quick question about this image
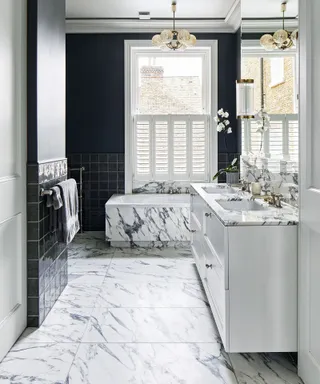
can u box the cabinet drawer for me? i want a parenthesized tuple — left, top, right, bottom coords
(191, 192, 204, 229)
(204, 210, 226, 267)
(203, 237, 226, 326)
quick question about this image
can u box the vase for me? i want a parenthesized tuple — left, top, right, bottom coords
(251, 182, 262, 195)
(226, 171, 239, 185)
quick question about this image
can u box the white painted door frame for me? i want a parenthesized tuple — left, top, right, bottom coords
(298, 0, 320, 383)
(0, 0, 27, 362)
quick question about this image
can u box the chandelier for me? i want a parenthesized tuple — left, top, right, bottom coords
(260, 2, 298, 51)
(152, 1, 196, 51)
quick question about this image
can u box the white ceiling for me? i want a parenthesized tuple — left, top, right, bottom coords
(66, 0, 237, 19)
(242, 0, 298, 18)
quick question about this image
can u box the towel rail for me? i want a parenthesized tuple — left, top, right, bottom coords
(39, 168, 85, 197)
(40, 188, 53, 196)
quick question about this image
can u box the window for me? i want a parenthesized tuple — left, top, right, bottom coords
(269, 58, 285, 88)
(241, 48, 298, 167)
(134, 115, 209, 182)
(125, 41, 217, 192)
(242, 114, 299, 172)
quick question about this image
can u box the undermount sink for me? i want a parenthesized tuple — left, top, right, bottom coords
(216, 200, 266, 212)
(202, 186, 236, 194)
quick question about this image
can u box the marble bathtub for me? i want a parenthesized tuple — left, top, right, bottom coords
(105, 194, 190, 247)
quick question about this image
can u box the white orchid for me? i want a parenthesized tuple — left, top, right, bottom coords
(217, 123, 224, 132)
(255, 109, 271, 132)
(214, 108, 233, 136)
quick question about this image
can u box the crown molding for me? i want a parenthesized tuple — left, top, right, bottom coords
(242, 39, 297, 56)
(225, 0, 241, 32)
(66, 18, 236, 34)
(242, 18, 298, 33)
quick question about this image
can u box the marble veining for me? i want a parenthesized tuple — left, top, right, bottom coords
(132, 180, 191, 194)
(0, 235, 302, 384)
(106, 254, 200, 283)
(229, 353, 303, 384)
(95, 281, 208, 308)
(105, 194, 190, 247)
(82, 307, 220, 343)
(191, 183, 299, 226)
(67, 342, 237, 384)
(241, 156, 299, 207)
(0, 343, 78, 384)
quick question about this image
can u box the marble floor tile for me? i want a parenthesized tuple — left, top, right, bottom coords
(82, 307, 220, 343)
(68, 342, 237, 384)
(68, 259, 111, 275)
(54, 284, 101, 308)
(68, 245, 115, 260)
(113, 246, 193, 258)
(18, 307, 92, 343)
(0, 343, 78, 384)
(68, 273, 106, 286)
(96, 281, 208, 308)
(106, 256, 200, 283)
(229, 352, 303, 384)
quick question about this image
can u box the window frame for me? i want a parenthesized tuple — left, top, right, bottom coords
(124, 40, 218, 193)
(241, 40, 299, 166)
(242, 39, 298, 113)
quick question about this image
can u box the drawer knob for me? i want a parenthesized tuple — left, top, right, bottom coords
(205, 212, 213, 218)
(205, 263, 213, 269)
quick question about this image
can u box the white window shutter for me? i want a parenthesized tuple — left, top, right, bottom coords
(249, 120, 264, 153)
(133, 114, 211, 183)
(171, 117, 189, 180)
(288, 116, 299, 162)
(154, 116, 170, 180)
(269, 118, 284, 158)
(242, 114, 299, 169)
(134, 116, 152, 181)
(190, 116, 208, 181)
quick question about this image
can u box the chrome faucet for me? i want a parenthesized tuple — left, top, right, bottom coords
(240, 179, 251, 193)
(265, 193, 283, 208)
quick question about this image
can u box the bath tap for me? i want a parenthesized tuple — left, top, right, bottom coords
(264, 193, 283, 208)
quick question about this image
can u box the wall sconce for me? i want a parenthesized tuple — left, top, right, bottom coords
(236, 79, 255, 119)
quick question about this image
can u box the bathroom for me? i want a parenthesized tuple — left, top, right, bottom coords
(0, 0, 318, 383)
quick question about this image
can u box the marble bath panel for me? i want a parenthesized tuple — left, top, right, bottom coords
(132, 180, 191, 194)
(106, 206, 190, 246)
(68, 343, 238, 384)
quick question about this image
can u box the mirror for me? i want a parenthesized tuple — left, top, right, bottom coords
(240, 0, 299, 205)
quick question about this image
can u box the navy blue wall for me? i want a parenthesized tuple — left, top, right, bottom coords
(28, 0, 66, 163)
(66, 33, 240, 155)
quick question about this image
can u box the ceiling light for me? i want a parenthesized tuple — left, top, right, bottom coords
(152, 1, 196, 51)
(260, 2, 298, 51)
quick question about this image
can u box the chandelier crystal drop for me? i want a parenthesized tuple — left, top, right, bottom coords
(260, 2, 298, 51)
(152, 1, 196, 51)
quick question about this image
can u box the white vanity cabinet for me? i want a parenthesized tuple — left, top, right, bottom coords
(190, 186, 298, 353)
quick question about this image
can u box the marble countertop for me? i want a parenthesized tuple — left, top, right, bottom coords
(190, 183, 299, 227)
